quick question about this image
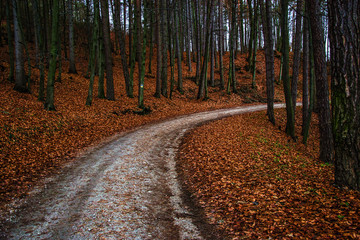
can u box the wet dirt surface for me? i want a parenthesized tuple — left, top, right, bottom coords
(0, 104, 285, 240)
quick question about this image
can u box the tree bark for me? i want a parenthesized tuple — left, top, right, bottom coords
(100, 0, 115, 100)
(260, 0, 275, 124)
(291, 0, 303, 110)
(12, 0, 28, 93)
(329, 0, 360, 189)
(44, 0, 60, 110)
(302, 1, 310, 137)
(154, 0, 161, 98)
(218, 0, 224, 89)
(6, 0, 14, 83)
(307, 0, 334, 163)
(68, 0, 77, 74)
(160, 0, 168, 97)
(197, 0, 213, 99)
(281, 0, 296, 139)
(86, 0, 99, 106)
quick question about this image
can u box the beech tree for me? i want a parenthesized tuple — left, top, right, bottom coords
(12, 0, 28, 93)
(281, 0, 296, 139)
(68, 0, 77, 74)
(329, 0, 360, 190)
(44, 0, 60, 110)
(307, 0, 334, 163)
(100, 0, 115, 101)
(291, 0, 303, 110)
(260, 0, 275, 124)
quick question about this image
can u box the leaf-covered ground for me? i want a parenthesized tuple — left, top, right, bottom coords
(0, 44, 285, 211)
(178, 109, 360, 239)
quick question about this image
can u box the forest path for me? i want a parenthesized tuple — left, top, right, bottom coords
(1, 104, 285, 240)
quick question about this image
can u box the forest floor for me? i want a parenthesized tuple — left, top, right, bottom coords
(0, 44, 359, 238)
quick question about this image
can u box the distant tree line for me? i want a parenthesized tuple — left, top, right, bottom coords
(0, 0, 358, 190)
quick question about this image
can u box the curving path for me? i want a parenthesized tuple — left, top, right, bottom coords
(1, 104, 286, 240)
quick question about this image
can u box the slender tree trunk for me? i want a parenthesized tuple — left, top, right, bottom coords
(128, 0, 133, 66)
(44, 0, 60, 110)
(260, 0, 275, 124)
(137, 0, 146, 108)
(6, 0, 14, 82)
(302, 1, 309, 136)
(281, 0, 296, 139)
(12, 0, 28, 93)
(185, 0, 192, 72)
(174, 2, 183, 94)
(291, 0, 303, 110)
(239, 0, 245, 53)
(195, 0, 201, 84)
(86, 0, 99, 106)
(168, 0, 175, 99)
(97, 12, 106, 99)
(148, 1, 154, 74)
(307, 0, 334, 163)
(251, 1, 258, 88)
(247, 0, 254, 63)
(32, 0, 45, 101)
(100, 0, 115, 100)
(329, 0, 360, 190)
(218, 0, 224, 89)
(197, 0, 213, 100)
(160, 0, 168, 97)
(68, 0, 77, 73)
(227, 0, 237, 94)
(154, 0, 161, 98)
(210, 18, 215, 88)
(115, 0, 132, 98)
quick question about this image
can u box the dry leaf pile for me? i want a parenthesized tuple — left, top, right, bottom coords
(178, 110, 360, 239)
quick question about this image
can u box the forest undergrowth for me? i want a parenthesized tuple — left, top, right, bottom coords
(178, 109, 360, 239)
(0, 44, 282, 210)
(1, 43, 359, 239)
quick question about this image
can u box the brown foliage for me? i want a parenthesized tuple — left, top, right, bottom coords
(0, 45, 284, 211)
(178, 109, 360, 239)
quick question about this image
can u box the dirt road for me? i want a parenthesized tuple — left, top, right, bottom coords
(0, 104, 285, 239)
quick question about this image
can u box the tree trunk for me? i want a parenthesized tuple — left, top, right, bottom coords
(329, 0, 359, 189)
(137, 0, 146, 108)
(302, 1, 310, 137)
(12, 0, 28, 93)
(44, 0, 60, 110)
(227, 0, 237, 94)
(251, 0, 258, 88)
(68, 0, 77, 74)
(281, 0, 295, 139)
(197, 0, 213, 100)
(260, 0, 275, 124)
(185, 0, 192, 72)
(174, 2, 183, 93)
(307, 0, 334, 163)
(291, 0, 303, 110)
(160, 0, 168, 97)
(195, 0, 201, 84)
(86, 0, 99, 106)
(154, 0, 161, 98)
(218, 0, 224, 89)
(100, 0, 115, 100)
(97, 13, 106, 99)
(114, 0, 132, 97)
(32, 0, 45, 101)
(6, 0, 14, 82)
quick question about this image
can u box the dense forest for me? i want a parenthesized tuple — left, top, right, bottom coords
(0, 0, 359, 205)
